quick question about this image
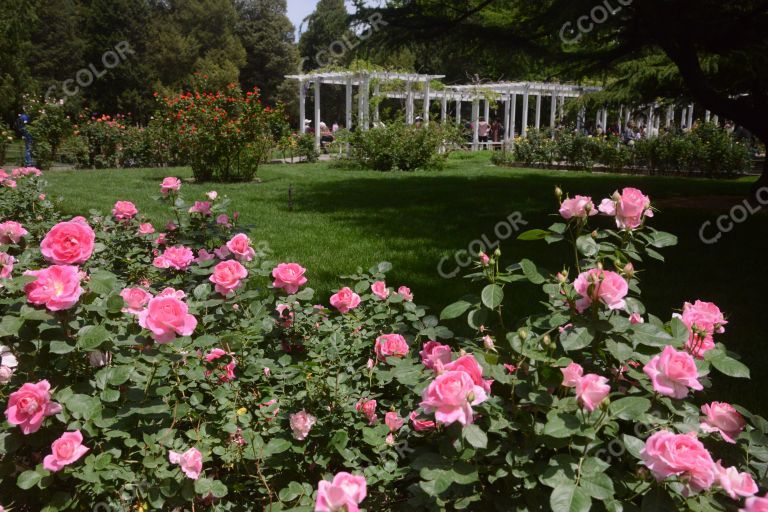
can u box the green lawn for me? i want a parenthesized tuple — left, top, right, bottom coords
(43, 153, 768, 411)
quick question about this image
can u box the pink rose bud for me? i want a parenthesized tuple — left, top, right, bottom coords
(263, 367, 271, 377)
(482, 335, 495, 350)
(560, 362, 583, 388)
(574, 374, 610, 412)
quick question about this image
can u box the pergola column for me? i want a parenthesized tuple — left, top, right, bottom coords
(602, 108, 608, 132)
(618, 105, 624, 128)
(314, 79, 321, 148)
(440, 94, 447, 123)
(455, 99, 462, 125)
(423, 80, 430, 125)
(373, 83, 381, 124)
(472, 98, 480, 151)
(687, 103, 694, 128)
(483, 98, 490, 123)
(345, 78, 353, 130)
(406, 81, 414, 124)
(521, 89, 530, 138)
(558, 95, 566, 120)
(680, 107, 687, 129)
(299, 79, 306, 133)
(666, 106, 673, 128)
(358, 74, 369, 131)
(646, 106, 654, 138)
(504, 94, 511, 140)
(595, 109, 602, 131)
(550, 93, 557, 128)
(510, 93, 517, 142)
(577, 107, 585, 131)
(534, 94, 542, 130)
(705, 110, 711, 123)
(713, 114, 719, 126)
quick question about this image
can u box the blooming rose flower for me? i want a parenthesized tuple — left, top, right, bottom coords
(0, 345, 18, 384)
(355, 398, 378, 425)
(330, 287, 361, 314)
(43, 430, 89, 472)
(700, 402, 746, 443)
(385, 412, 404, 432)
(210, 260, 248, 296)
(161, 177, 181, 196)
(168, 447, 202, 479)
(40, 219, 95, 264)
(138, 223, 155, 235)
(420, 370, 488, 426)
(409, 410, 436, 431)
(560, 362, 584, 387)
(716, 461, 758, 500)
(216, 214, 230, 227)
(0, 221, 28, 244)
(155, 233, 167, 245)
(5, 380, 62, 434)
(573, 268, 628, 313)
(138, 291, 197, 343)
(641, 431, 716, 494)
(397, 286, 413, 301)
(289, 410, 317, 440)
(227, 233, 256, 262)
(559, 195, 598, 220)
(3, 179, 16, 188)
(112, 200, 138, 221)
(371, 280, 389, 299)
(444, 354, 493, 393)
(743, 495, 768, 512)
(0, 252, 15, 280)
(0, 366, 14, 384)
(682, 300, 727, 358)
(24, 265, 84, 311)
(643, 345, 703, 399)
(315, 472, 367, 512)
(575, 374, 610, 411)
(598, 187, 654, 230)
(188, 201, 212, 216)
(205, 348, 228, 362)
(207, 191, 218, 200)
(374, 334, 409, 361)
(153, 245, 195, 271)
(120, 287, 152, 315)
(271, 262, 307, 294)
(420, 341, 452, 371)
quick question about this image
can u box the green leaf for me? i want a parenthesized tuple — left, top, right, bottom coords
(648, 231, 678, 248)
(711, 354, 750, 379)
(579, 472, 615, 500)
(630, 323, 676, 347)
(544, 412, 582, 438)
(517, 229, 550, 241)
(263, 438, 291, 458)
(77, 324, 110, 350)
(194, 283, 211, 300)
(520, 259, 545, 284)
(641, 486, 675, 511)
(88, 270, 118, 295)
(17, 469, 45, 490)
(576, 234, 599, 257)
(609, 397, 651, 421)
(0, 315, 23, 337)
(481, 284, 504, 309)
(49, 340, 76, 354)
(462, 424, 488, 449)
(622, 435, 645, 459)
(107, 366, 133, 386)
(560, 327, 593, 352)
(440, 300, 472, 320)
(550, 484, 591, 512)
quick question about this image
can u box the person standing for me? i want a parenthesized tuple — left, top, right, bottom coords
(478, 117, 490, 149)
(16, 111, 32, 166)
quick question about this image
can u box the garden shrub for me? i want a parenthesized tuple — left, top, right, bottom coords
(25, 98, 72, 170)
(0, 123, 14, 166)
(0, 171, 767, 510)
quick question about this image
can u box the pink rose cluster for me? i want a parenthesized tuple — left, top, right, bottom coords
(153, 245, 195, 271)
(355, 398, 378, 425)
(573, 268, 628, 313)
(559, 195, 598, 220)
(0, 252, 15, 282)
(680, 299, 727, 358)
(559, 362, 611, 411)
(315, 472, 367, 512)
(137, 288, 197, 343)
(598, 187, 654, 230)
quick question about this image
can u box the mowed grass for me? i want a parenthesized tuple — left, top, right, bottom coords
(44, 153, 768, 411)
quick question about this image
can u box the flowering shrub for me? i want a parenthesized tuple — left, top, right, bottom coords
(0, 172, 766, 511)
(0, 123, 14, 166)
(25, 97, 73, 170)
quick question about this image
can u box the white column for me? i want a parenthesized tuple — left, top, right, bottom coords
(314, 79, 321, 148)
(521, 90, 529, 137)
(705, 110, 711, 123)
(345, 78, 353, 130)
(625, 107, 631, 125)
(595, 109, 602, 131)
(483, 99, 490, 122)
(666, 106, 673, 128)
(299, 80, 306, 133)
(577, 107, 585, 131)
(472, 98, 479, 151)
(510, 93, 517, 140)
(440, 95, 447, 123)
(373, 83, 381, 124)
(602, 108, 608, 132)
(687, 103, 694, 128)
(455, 99, 462, 125)
(559, 95, 566, 120)
(680, 107, 687, 129)
(713, 115, 719, 126)
(550, 93, 557, 128)
(423, 80, 430, 126)
(618, 105, 624, 128)
(646, 106, 654, 138)
(406, 82, 414, 124)
(358, 75, 369, 131)
(534, 94, 542, 130)
(504, 94, 511, 140)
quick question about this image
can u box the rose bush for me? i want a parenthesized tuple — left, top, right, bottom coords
(0, 172, 766, 511)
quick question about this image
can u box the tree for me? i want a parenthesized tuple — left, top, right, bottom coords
(0, 0, 36, 124)
(355, 0, 768, 188)
(298, 0, 352, 71)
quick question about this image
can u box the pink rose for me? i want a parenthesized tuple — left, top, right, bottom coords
(420, 341, 452, 371)
(227, 233, 256, 262)
(643, 345, 703, 398)
(223, 359, 237, 382)
(276, 303, 295, 327)
(43, 430, 89, 472)
(629, 312, 644, 324)
(3, 179, 16, 188)
(573, 268, 628, 313)
(409, 410, 436, 431)
(355, 398, 378, 425)
(112, 200, 138, 221)
(315, 472, 367, 512)
(598, 187, 653, 230)
(700, 402, 746, 443)
(195, 249, 215, 263)
(289, 410, 317, 440)
(188, 201, 212, 216)
(120, 287, 152, 314)
(716, 461, 758, 500)
(444, 354, 493, 393)
(560, 362, 584, 387)
(374, 334, 409, 361)
(385, 411, 404, 432)
(24, 265, 84, 311)
(0, 252, 15, 280)
(216, 214, 230, 227)
(40, 219, 95, 264)
(0, 221, 28, 244)
(641, 431, 716, 494)
(138, 223, 155, 235)
(137, 292, 197, 343)
(271, 262, 308, 294)
(153, 245, 194, 270)
(210, 260, 248, 297)
(371, 280, 389, 299)
(161, 177, 181, 196)
(420, 370, 488, 426)
(682, 300, 727, 358)
(204, 348, 228, 362)
(168, 447, 202, 480)
(479, 252, 490, 266)
(743, 495, 768, 512)
(5, 380, 62, 434)
(207, 191, 218, 200)
(397, 286, 413, 301)
(574, 374, 610, 411)
(559, 195, 597, 220)
(330, 287, 361, 314)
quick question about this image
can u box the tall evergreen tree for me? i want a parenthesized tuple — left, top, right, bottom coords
(297, 0, 352, 71)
